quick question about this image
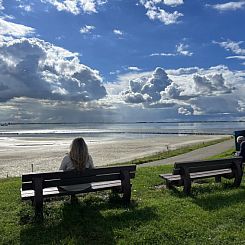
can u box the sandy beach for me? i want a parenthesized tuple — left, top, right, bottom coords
(0, 134, 230, 178)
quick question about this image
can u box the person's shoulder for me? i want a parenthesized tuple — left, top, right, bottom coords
(62, 154, 71, 162)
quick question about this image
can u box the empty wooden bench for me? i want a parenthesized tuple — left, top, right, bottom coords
(21, 165, 136, 218)
(160, 157, 243, 195)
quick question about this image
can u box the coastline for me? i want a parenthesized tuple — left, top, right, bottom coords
(0, 134, 230, 178)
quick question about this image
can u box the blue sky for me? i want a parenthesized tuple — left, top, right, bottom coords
(0, 0, 245, 122)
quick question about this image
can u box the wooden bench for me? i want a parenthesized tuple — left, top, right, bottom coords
(160, 157, 243, 195)
(21, 165, 136, 219)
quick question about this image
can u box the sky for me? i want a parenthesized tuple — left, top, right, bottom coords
(0, 0, 245, 122)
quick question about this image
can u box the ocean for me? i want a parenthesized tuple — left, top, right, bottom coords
(0, 121, 244, 141)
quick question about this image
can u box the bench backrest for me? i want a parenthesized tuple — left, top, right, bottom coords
(173, 157, 242, 175)
(22, 165, 136, 191)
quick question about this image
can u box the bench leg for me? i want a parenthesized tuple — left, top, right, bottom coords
(70, 194, 78, 204)
(183, 179, 191, 195)
(122, 188, 131, 204)
(121, 171, 131, 204)
(33, 177, 44, 220)
(215, 176, 222, 183)
(166, 180, 173, 189)
(34, 198, 43, 220)
(233, 169, 243, 187)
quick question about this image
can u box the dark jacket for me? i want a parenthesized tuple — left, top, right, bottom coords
(239, 141, 245, 162)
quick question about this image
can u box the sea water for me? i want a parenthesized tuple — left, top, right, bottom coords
(0, 121, 244, 141)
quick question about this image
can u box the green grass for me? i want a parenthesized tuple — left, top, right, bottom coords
(206, 148, 236, 160)
(116, 137, 232, 165)
(1, 145, 245, 244)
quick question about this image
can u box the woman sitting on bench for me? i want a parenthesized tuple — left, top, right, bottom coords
(59, 137, 94, 192)
(60, 137, 94, 171)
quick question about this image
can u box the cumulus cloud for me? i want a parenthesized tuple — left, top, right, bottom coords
(42, 0, 107, 14)
(208, 1, 245, 12)
(146, 7, 183, 25)
(192, 74, 231, 95)
(121, 67, 173, 103)
(139, 0, 183, 25)
(0, 37, 107, 102)
(80, 25, 95, 34)
(113, 29, 123, 36)
(118, 65, 237, 117)
(0, 18, 35, 38)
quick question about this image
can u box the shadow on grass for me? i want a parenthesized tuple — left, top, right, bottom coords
(19, 196, 158, 245)
(190, 182, 245, 211)
(166, 179, 245, 205)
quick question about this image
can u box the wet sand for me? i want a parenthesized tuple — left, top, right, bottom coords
(0, 135, 229, 178)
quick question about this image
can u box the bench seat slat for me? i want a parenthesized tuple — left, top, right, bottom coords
(160, 169, 232, 181)
(21, 180, 122, 200)
(160, 174, 181, 181)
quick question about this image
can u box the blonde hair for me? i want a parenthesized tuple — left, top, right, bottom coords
(69, 137, 89, 171)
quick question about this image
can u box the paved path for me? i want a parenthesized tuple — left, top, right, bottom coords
(140, 139, 234, 167)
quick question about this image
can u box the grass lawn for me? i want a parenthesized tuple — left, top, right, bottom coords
(1, 148, 245, 244)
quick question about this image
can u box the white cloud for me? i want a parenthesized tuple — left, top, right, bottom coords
(0, 0, 4, 10)
(113, 29, 123, 36)
(150, 42, 193, 57)
(42, 0, 107, 14)
(80, 25, 95, 34)
(150, 52, 176, 56)
(18, 4, 33, 12)
(208, 1, 245, 12)
(0, 36, 107, 102)
(178, 106, 193, 115)
(128, 66, 142, 71)
(140, 0, 183, 25)
(164, 0, 184, 7)
(117, 65, 242, 117)
(121, 67, 173, 103)
(146, 8, 183, 25)
(0, 18, 35, 38)
(176, 43, 193, 56)
(226, 55, 245, 60)
(192, 73, 231, 96)
(214, 40, 245, 55)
